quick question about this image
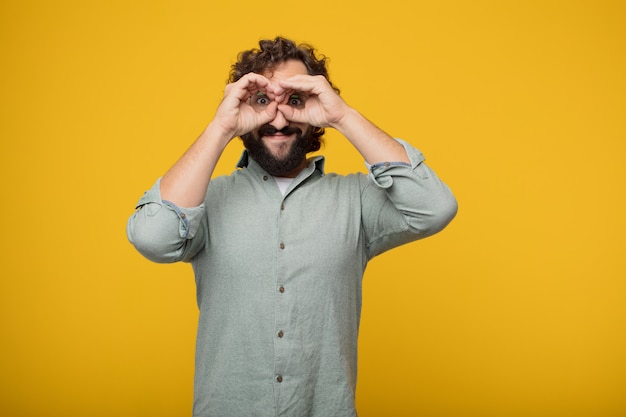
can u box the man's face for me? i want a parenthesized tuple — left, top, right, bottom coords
(241, 60, 313, 177)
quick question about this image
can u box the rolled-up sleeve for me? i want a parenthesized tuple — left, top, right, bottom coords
(126, 178, 206, 263)
(364, 139, 458, 258)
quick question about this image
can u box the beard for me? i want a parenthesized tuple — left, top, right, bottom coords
(241, 124, 317, 177)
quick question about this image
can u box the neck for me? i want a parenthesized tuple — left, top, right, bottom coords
(278, 159, 308, 178)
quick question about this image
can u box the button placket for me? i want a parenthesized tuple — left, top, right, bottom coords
(274, 197, 289, 393)
(274, 279, 287, 387)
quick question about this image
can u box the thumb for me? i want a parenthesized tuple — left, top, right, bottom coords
(277, 104, 301, 123)
(259, 101, 279, 124)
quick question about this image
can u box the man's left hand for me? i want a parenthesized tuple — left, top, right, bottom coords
(275, 75, 351, 129)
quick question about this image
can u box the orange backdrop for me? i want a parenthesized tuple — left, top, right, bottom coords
(1, 1, 625, 416)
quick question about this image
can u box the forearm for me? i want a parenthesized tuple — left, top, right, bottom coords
(160, 122, 232, 207)
(332, 108, 410, 165)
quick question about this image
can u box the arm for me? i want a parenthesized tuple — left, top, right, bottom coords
(276, 75, 456, 256)
(127, 179, 207, 263)
(128, 73, 286, 262)
(276, 75, 410, 165)
(161, 72, 283, 207)
(362, 140, 457, 258)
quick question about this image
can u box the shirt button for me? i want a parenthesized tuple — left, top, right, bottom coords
(280, 203, 285, 211)
(279, 242, 285, 249)
(277, 330, 284, 338)
(276, 375, 283, 383)
(180, 213, 186, 219)
(278, 286, 285, 293)
(263, 176, 268, 181)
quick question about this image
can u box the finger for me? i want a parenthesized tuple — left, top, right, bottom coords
(243, 101, 278, 135)
(260, 101, 279, 122)
(276, 104, 303, 123)
(267, 83, 290, 104)
(277, 75, 327, 95)
(228, 73, 271, 102)
(242, 72, 270, 88)
(253, 100, 279, 123)
(233, 101, 278, 137)
(255, 81, 286, 103)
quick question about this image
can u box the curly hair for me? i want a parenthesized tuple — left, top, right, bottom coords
(230, 37, 340, 150)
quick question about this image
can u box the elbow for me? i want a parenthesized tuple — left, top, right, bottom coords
(424, 181, 458, 235)
(409, 192, 458, 238)
(127, 227, 175, 264)
(432, 193, 458, 233)
(126, 209, 184, 264)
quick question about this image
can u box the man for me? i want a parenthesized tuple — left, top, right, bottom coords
(127, 37, 457, 417)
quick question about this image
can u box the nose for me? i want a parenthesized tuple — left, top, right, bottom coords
(269, 109, 288, 131)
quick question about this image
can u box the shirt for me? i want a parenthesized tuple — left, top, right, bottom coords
(127, 139, 457, 417)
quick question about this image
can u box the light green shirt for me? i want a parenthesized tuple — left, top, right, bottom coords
(127, 139, 457, 417)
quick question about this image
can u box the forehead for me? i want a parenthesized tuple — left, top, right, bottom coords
(262, 59, 308, 81)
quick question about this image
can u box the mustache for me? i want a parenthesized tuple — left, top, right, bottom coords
(257, 124, 303, 137)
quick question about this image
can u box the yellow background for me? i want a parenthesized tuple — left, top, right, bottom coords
(1, 0, 625, 416)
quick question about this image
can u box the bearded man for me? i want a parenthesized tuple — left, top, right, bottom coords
(127, 36, 457, 417)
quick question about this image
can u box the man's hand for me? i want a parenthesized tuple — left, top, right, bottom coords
(212, 73, 282, 139)
(160, 73, 284, 207)
(275, 75, 351, 129)
(276, 74, 410, 165)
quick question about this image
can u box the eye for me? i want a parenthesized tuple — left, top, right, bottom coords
(287, 94, 304, 107)
(255, 94, 270, 105)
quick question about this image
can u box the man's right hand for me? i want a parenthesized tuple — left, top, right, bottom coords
(211, 73, 282, 139)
